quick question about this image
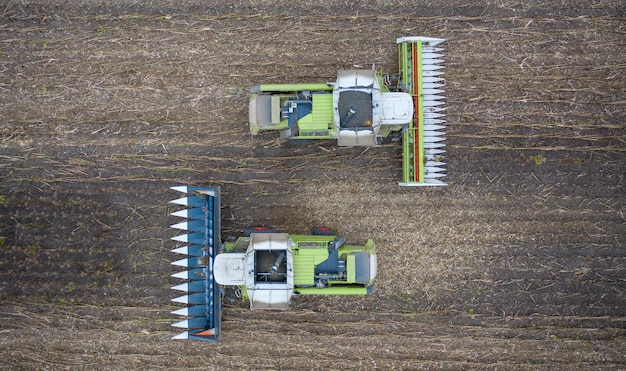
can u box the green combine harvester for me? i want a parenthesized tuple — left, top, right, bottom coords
(249, 36, 447, 186)
(169, 186, 376, 341)
(169, 36, 446, 341)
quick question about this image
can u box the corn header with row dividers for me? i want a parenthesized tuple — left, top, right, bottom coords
(248, 36, 447, 186)
(169, 186, 377, 341)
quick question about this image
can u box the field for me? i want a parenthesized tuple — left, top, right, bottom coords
(1, 0, 625, 369)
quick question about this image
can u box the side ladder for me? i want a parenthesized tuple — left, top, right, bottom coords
(169, 185, 222, 341)
(397, 36, 447, 186)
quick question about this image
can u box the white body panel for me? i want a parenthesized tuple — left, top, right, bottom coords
(214, 233, 294, 310)
(380, 92, 413, 125)
(333, 70, 413, 146)
(214, 253, 247, 285)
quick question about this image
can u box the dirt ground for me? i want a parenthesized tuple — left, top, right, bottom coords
(1, 0, 625, 369)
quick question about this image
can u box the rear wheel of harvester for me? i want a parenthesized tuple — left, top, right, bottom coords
(312, 226, 336, 236)
(243, 226, 277, 237)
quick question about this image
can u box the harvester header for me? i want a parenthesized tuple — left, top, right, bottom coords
(169, 186, 377, 341)
(248, 36, 447, 186)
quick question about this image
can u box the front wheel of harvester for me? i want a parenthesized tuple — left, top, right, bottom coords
(287, 139, 313, 146)
(243, 226, 277, 237)
(312, 226, 336, 236)
(223, 287, 243, 304)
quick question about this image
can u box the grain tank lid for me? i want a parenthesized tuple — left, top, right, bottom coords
(249, 233, 291, 251)
(248, 289, 293, 310)
(336, 70, 376, 90)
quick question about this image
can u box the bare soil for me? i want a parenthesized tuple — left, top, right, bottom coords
(1, 0, 625, 369)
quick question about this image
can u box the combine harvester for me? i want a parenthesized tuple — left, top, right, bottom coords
(169, 186, 377, 341)
(167, 36, 445, 341)
(249, 36, 447, 186)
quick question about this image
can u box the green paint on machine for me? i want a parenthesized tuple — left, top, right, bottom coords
(169, 186, 376, 341)
(249, 36, 448, 186)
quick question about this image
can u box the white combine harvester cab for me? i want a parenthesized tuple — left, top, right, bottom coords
(214, 233, 294, 310)
(333, 69, 413, 146)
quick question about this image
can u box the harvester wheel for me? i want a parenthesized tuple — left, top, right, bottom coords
(287, 139, 313, 145)
(312, 226, 336, 236)
(243, 226, 277, 237)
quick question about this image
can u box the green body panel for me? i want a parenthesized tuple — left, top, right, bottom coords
(399, 42, 411, 183)
(399, 40, 425, 184)
(376, 70, 390, 93)
(402, 129, 412, 183)
(294, 286, 370, 295)
(295, 93, 334, 137)
(293, 255, 315, 286)
(415, 41, 425, 183)
(309, 94, 333, 128)
(346, 253, 356, 283)
(256, 83, 333, 92)
(249, 90, 335, 138)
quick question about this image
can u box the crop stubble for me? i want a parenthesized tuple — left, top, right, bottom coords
(0, 1, 624, 369)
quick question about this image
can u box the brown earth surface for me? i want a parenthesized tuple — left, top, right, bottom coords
(0, 0, 625, 369)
